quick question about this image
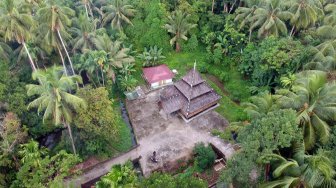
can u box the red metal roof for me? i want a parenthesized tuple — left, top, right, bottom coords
(143, 64, 174, 84)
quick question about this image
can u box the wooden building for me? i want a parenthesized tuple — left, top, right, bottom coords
(159, 67, 221, 121)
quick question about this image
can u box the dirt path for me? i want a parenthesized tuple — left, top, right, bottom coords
(64, 146, 141, 187)
(205, 74, 241, 105)
(205, 74, 230, 96)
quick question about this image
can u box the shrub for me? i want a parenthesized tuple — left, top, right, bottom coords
(137, 46, 166, 67)
(239, 37, 308, 88)
(199, 65, 209, 74)
(219, 72, 229, 82)
(193, 143, 216, 171)
(184, 34, 199, 52)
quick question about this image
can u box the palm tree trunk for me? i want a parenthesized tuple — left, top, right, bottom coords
(223, 0, 225, 12)
(176, 42, 181, 53)
(249, 29, 252, 42)
(290, 25, 295, 37)
(84, 4, 89, 19)
(265, 163, 270, 181)
(224, 3, 228, 12)
(88, 3, 93, 18)
(96, 69, 101, 84)
(12, 155, 20, 170)
(229, 0, 238, 14)
(64, 121, 77, 155)
(100, 66, 105, 86)
(87, 72, 98, 88)
(22, 42, 37, 72)
(57, 46, 68, 76)
(212, 0, 215, 13)
(57, 30, 76, 75)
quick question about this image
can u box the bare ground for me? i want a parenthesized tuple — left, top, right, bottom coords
(127, 89, 235, 177)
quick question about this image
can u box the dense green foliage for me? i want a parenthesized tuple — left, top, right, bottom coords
(96, 162, 207, 188)
(193, 143, 216, 171)
(221, 109, 301, 186)
(96, 161, 138, 188)
(73, 87, 121, 157)
(1, 0, 336, 187)
(11, 140, 80, 188)
(240, 37, 309, 88)
(140, 172, 207, 188)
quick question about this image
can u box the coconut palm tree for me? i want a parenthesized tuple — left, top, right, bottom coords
(164, 10, 197, 52)
(242, 92, 280, 119)
(77, 0, 93, 19)
(23, 0, 44, 12)
(259, 149, 336, 187)
(71, 14, 99, 53)
(13, 43, 46, 69)
(302, 14, 336, 71)
(0, 36, 12, 63)
(248, 0, 292, 38)
(0, 0, 37, 71)
(26, 66, 86, 155)
(234, 4, 258, 41)
(101, 0, 135, 31)
(92, 50, 109, 86)
(76, 54, 98, 87)
(276, 70, 336, 150)
(305, 39, 336, 71)
(285, 0, 323, 36)
(95, 34, 134, 81)
(323, 3, 336, 26)
(37, 1, 76, 75)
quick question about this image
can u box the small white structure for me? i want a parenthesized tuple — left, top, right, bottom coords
(143, 64, 174, 89)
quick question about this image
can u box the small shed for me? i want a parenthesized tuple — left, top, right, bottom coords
(143, 64, 174, 89)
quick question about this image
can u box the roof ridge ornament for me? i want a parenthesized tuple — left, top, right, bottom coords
(187, 60, 197, 112)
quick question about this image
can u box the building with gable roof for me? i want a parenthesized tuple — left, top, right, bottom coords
(143, 64, 174, 89)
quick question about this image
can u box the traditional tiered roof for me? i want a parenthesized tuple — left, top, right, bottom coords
(160, 65, 221, 119)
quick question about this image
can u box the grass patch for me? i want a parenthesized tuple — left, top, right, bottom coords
(164, 50, 208, 78)
(133, 59, 146, 86)
(205, 57, 251, 103)
(111, 100, 133, 152)
(205, 77, 247, 122)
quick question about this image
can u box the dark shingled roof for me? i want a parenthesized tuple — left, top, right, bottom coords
(182, 70, 204, 86)
(160, 69, 221, 116)
(181, 91, 221, 115)
(175, 80, 213, 100)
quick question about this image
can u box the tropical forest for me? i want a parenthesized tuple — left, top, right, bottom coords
(1, 0, 336, 187)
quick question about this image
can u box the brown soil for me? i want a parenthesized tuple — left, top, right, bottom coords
(205, 74, 230, 96)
